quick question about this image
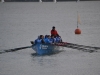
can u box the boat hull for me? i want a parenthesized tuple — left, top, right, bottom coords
(32, 44, 56, 55)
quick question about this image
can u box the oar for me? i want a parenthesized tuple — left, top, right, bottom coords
(1, 42, 100, 54)
(0, 46, 32, 54)
(55, 42, 100, 52)
(0, 41, 35, 54)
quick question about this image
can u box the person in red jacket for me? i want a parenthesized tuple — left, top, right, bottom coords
(51, 26, 59, 37)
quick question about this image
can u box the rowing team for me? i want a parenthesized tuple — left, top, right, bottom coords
(31, 26, 63, 45)
(31, 35, 62, 45)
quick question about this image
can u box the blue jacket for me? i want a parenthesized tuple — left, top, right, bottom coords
(34, 36, 40, 44)
(50, 38, 56, 43)
(56, 37, 62, 43)
(44, 38, 52, 44)
(34, 39, 41, 44)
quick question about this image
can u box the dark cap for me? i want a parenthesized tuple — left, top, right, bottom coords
(52, 26, 55, 29)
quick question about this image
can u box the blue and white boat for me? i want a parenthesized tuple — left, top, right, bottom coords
(32, 43, 57, 55)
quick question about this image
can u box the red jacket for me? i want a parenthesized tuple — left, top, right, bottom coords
(51, 30, 59, 36)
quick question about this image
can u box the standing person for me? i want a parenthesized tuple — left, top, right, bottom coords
(51, 26, 59, 37)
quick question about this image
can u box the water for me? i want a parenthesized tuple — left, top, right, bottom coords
(0, 2, 100, 75)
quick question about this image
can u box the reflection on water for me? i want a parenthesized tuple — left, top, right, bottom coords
(30, 50, 64, 66)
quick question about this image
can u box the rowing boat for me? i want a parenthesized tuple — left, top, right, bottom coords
(32, 43, 57, 55)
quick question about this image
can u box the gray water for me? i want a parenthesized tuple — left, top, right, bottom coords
(0, 2, 100, 75)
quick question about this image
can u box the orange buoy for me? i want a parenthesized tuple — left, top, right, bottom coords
(75, 28, 81, 34)
(75, 11, 81, 34)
